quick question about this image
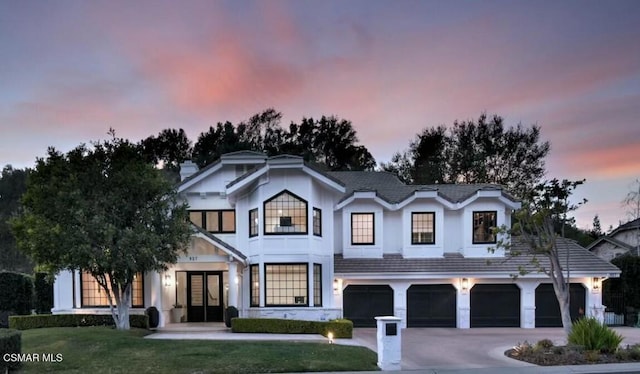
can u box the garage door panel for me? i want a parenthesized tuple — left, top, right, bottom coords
(471, 284, 520, 327)
(535, 283, 586, 327)
(343, 285, 393, 327)
(407, 285, 456, 327)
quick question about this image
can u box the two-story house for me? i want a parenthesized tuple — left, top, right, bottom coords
(51, 151, 619, 329)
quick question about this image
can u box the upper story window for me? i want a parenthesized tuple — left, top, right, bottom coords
(189, 210, 236, 233)
(264, 190, 307, 235)
(351, 212, 375, 245)
(249, 208, 259, 237)
(411, 212, 435, 244)
(313, 208, 322, 237)
(473, 211, 497, 244)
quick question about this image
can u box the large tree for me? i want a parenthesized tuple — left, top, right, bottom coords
(11, 134, 192, 330)
(494, 179, 586, 335)
(140, 128, 193, 183)
(0, 165, 33, 273)
(381, 113, 550, 198)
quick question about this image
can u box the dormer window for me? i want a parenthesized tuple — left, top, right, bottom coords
(264, 190, 308, 235)
(411, 212, 435, 244)
(473, 211, 497, 244)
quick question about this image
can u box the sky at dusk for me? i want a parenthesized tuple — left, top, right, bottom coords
(1, 0, 639, 231)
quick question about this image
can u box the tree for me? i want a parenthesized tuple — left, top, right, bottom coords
(592, 214, 603, 238)
(140, 128, 193, 183)
(494, 179, 586, 335)
(0, 166, 33, 273)
(622, 178, 640, 256)
(382, 113, 550, 198)
(11, 134, 192, 330)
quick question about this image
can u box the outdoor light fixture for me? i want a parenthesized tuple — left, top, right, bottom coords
(327, 332, 334, 344)
(461, 278, 469, 291)
(164, 274, 172, 287)
(593, 277, 600, 290)
(333, 279, 341, 295)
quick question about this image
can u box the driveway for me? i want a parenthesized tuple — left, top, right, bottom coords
(351, 327, 640, 371)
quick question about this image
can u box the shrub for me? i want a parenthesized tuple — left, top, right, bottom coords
(33, 273, 54, 314)
(568, 317, 624, 353)
(0, 329, 22, 371)
(231, 318, 353, 338)
(535, 338, 554, 349)
(9, 314, 149, 330)
(0, 271, 34, 327)
(584, 350, 600, 362)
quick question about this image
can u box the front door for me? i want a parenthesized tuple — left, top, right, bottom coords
(187, 271, 223, 322)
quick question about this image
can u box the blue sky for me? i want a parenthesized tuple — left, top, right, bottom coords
(1, 0, 639, 230)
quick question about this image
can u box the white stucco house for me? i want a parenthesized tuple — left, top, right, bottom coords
(52, 151, 620, 328)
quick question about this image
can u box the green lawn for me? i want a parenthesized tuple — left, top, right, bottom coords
(18, 327, 378, 373)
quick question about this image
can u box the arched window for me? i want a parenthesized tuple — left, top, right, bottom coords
(263, 190, 308, 234)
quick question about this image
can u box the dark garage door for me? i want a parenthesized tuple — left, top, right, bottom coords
(343, 285, 394, 327)
(536, 283, 586, 327)
(407, 284, 456, 327)
(471, 284, 520, 327)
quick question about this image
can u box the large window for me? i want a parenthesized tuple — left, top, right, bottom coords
(264, 191, 307, 234)
(411, 212, 435, 244)
(189, 210, 236, 233)
(250, 264, 259, 307)
(81, 272, 144, 308)
(351, 213, 374, 245)
(313, 208, 322, 237)
(265, 264, 308, 306)
(313, 264, 322, 307)
(473, 211, 497, 244)
(249, 208, 258, 237)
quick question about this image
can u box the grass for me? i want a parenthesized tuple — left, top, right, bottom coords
(18, 327, 379, 373)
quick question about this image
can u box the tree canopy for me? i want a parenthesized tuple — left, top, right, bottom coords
(381, 113, 550, 198)
(0, 165, 33, 273)
(11, 134, 192, 329)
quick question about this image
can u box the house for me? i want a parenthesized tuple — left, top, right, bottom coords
(51, 151, 620, 328)
(588, 218, 640, 261)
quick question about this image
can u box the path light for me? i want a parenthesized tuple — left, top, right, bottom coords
(327, 332, 334, 344)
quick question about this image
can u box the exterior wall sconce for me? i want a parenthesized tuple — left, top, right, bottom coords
(461, 278, 469, 292)
(164, 274, 172, 287)
(592, 277, 600, 291)
(333, 278, 342, 295)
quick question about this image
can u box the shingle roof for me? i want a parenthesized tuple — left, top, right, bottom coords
(614, 218, 640, 233)
(335, 237, 620, 277)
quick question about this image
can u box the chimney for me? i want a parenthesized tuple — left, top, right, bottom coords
(179, 161, 198, 181)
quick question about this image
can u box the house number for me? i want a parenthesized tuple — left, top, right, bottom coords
(188, 256, 198, 261)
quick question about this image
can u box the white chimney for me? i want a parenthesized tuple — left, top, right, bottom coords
(179, 161, 198, 181)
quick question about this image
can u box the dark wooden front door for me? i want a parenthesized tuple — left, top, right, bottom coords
(187, 271, 223, 322)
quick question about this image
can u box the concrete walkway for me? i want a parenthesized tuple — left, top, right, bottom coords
(146, 324, 640, 373)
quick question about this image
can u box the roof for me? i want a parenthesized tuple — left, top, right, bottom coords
(190, 224, 246, 262)
(335, 237, 620, 277)
(613, 217, 640, 234)
(327, 171, 518, 204)
(586, 217, 640, 251)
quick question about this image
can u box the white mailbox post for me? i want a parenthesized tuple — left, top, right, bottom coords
(375, 316, 402, 371)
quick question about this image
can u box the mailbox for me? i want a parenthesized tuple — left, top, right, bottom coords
(375, 316, 402, 371)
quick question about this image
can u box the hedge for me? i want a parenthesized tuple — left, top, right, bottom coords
(9, 314, 149, 330)
(33, 273, 54, 314)
(0, 329, 22, 371)
(231, 318, 353, 338)
(0, 271, 33, 328)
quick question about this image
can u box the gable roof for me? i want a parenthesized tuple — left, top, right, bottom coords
(586, 217, 640, 252)
(335, 237, 620, 278)
(190, 224, 246, 263)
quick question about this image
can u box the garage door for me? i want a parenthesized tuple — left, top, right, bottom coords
(471, 284, 520, 327)
(407, 285, 456, 327)
(343, 285, 394, 327)
(535, 283, 586, 327)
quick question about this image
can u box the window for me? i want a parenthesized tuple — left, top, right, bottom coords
(189, 210, 236, 233)
(473, 211, 497, 244)
(411, 212, 435, 244)
(264, 190, 307, 234)
(265, 264, 308, 306)
(313, 264, 322, 306)
(81, 272, 144, 308)
(313, 208, 322, 236)
(249, 208, 258, 237)
(351, 213, 374, 245)
(250, 264, 259, 307)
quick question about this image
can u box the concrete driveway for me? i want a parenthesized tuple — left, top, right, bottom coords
(351, 327, 640, 371)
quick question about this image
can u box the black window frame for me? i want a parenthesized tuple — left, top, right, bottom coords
(189, 210, 236, 233)
(472, 211, 497, 244)
(313, 207, 322, 237)
(313, 264, 322, 307)
(351, 212, 375, 245)
(250, 264, 260, 307)
(264, 263, 309, 307)
(411, 212, 436, 245)
(80, 271, 144, 308)
(263, 190, 308, 235)
(249, 208, 258, 238)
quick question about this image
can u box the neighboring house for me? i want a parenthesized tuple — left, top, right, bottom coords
(588, 218, 640, 261)
(52, 151, 620, 328)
